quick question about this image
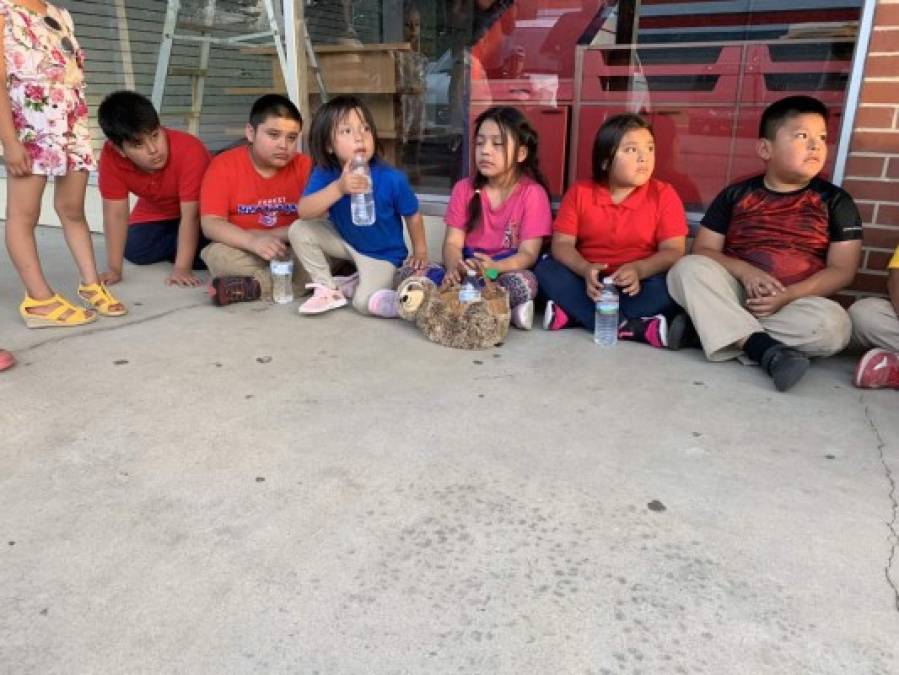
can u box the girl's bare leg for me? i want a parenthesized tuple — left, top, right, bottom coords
(5, 173, 52, 300)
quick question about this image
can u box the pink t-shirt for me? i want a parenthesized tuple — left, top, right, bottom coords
(444, 176, 552, 257)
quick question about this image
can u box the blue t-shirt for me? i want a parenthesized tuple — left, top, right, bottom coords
(302, 161, 419, 266)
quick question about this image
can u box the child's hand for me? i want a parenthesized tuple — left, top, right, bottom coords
(738, 265, 786, 299)
(405, 249, 429, 271)
(249, 233, 287, 261)
(4, 140, 32, 177)
(611, 263, 640, 296)
(470, 252, 498, 276)
(583, 263, 607, 302)
(442, 259, 468, 286)
(166, 266, 203, 288)
(337, 157, 372, 195)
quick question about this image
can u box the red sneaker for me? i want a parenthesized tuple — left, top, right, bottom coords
(854, 348, 899, 389)
(0, 349, 15, 372)
(208, 276, 262, 306)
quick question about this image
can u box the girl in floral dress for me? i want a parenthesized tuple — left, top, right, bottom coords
(1, 0, 125, 329)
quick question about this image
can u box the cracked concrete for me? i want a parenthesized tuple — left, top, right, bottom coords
(2, 225, 899, 674)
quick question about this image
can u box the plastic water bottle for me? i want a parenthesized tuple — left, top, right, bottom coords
(458, 268, 481, 304)
(350, 153, 376, 226)
(594, 276, 619, 346)
(270, 256, 294, 304)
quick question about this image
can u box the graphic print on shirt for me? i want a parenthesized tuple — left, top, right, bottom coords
(502, 219, 521, 251)
(236, 196, 298, 227)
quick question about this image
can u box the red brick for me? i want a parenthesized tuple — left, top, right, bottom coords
(850, 130, 899, 153)
(862, 225, 899, 248)
(854, 107, 896, 129)
(865, 55, 899, 79)
(845, 155, 885, 177)
(842, 178, 899, 201)
(852, 271, 891, 293)
(856, 201, 876, 222)
(887, 157, 899, 179)
(860, 81, 899, 106)
(874, 3, 899, 25)
(869, 30, 899, 52)
(867, 249, 895, 271)
(877, 204, 899, 226)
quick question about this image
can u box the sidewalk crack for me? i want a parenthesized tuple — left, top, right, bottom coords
(17, 302, 207, 355)
(863, 400, 899, 613)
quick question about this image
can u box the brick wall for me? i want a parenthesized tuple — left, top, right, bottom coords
(841, 0, 899, 304)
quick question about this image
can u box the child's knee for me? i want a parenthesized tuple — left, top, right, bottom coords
(816, 304, 851, 355)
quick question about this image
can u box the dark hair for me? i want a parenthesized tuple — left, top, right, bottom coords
(591, 113, 653, 185)
(248, 94, 303, 129)
(307, 95, 382, 170)
(464, 106, 550, 232)
(97, 90, 160, 147)
(759, 95, 828, 140)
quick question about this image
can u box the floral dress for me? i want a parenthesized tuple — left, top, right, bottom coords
(1, 1, 94, 175)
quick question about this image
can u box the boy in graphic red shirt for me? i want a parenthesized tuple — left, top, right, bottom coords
(200, 94, 312, 304)
(98, 91, 211, 287)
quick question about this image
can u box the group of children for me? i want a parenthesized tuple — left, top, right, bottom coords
(1, 0, 897, 393)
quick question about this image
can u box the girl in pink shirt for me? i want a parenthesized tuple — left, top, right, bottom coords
(442, 106, 552, 329)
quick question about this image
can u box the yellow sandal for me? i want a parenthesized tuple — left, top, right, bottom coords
(19, 293, 98, 329)
(77, 282, 127, 317)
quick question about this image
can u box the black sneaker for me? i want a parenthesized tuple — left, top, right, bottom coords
(667, 312, 700, 351)
(760, 345, 810, 392)
(617, 315, 668, 348)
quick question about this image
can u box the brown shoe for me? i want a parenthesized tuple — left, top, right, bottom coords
(209, 276, 261, 306)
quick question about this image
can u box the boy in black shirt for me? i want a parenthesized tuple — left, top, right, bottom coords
(667, 96, 862, 391)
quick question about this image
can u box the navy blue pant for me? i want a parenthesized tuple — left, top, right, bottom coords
(534, 256, 679, 330)
(124, 219, 207, 270)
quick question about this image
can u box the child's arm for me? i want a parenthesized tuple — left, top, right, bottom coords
(692, 226, 786, 299)
(404, 212, 428, 270)
(442, 227, 466, 284)
(168, 201, 202, 287)
(551, 232, 607, 301)
(100, 199, 130, 284)
(612, 236, 686, 296)
(0, 20, 31, 177)
(297, 158, 366, 219)
(201, 215, 288, 261)
(471, 238, 542, 275)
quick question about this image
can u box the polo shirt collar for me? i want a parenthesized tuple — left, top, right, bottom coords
(592, 181, 649, 210)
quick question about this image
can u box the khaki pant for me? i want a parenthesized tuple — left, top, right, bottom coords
(288, 218, 397, 315)
(667, 255, 851, 361)
(200, 242, 310, 301)
(849, 297, 899, 352)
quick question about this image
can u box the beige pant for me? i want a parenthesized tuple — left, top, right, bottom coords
(849, 297, 899, 352)
(288, 218, 397, 315)
(200, 243, 310, 301)
(667, 255, 851, 362)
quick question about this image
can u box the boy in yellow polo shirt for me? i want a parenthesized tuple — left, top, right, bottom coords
(850, 244, 899, 389)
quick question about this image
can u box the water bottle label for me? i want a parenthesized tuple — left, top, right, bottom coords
(597, 302, 618, 315)
(270, 260, 292, 275)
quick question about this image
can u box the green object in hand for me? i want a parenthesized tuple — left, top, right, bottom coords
(485, 268, 499, 281)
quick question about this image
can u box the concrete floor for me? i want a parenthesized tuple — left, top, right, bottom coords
(1, 226, 898, 674)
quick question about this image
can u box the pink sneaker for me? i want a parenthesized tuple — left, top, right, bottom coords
(854, 348, 899, 389)
(542, 300, 570, 330)
(367, 289, 399, 318)
(298, 283, 347, 315)
(334, 272, 360, 299)
(0, 349, 15, 372)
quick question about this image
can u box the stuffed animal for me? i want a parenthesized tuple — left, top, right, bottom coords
(397, 275, 511, 350)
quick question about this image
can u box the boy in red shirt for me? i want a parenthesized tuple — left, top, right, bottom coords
(667, 96, 863, 391)
(200, 94, 312, 304)
(98, 91, 211, 287)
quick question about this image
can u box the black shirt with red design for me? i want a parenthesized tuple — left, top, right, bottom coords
(701, 175, 862, 286)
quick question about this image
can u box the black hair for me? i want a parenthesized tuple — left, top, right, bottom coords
(591, 113, 653, 185)
(307, 95, 382, 170)
(464, 106, 550, 232)
(97, 90, 160, 147)
(759, 95, 828, 140)
(248, 93, 303, 129)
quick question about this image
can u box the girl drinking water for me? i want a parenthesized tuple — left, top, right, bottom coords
(535, 113, 687, 347)
(1, 0, 126, 328)
(442, 106, 552, 330)
(290, 95, 429, 318)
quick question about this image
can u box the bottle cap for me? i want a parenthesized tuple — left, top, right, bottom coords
(485, 268, 499, 281)
(602, 276, 615, 284)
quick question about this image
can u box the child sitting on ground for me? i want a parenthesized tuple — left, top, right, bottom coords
(290, 95, 428, 317)
(534, 113, 687, 345)
(441, 106, 552, 330)
(666, 95, 862, 392)
(850, 244, 899, 389)
(199, 94, 312, 305)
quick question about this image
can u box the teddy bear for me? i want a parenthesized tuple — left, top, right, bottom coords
(396, 275, 510, 350)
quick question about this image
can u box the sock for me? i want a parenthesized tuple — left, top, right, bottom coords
(743, 332, 782, 364)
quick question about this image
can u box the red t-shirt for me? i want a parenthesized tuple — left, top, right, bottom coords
(553, 178, 688, 273)
(98, 128, 211, 225)
(200, 146, 312, 231)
